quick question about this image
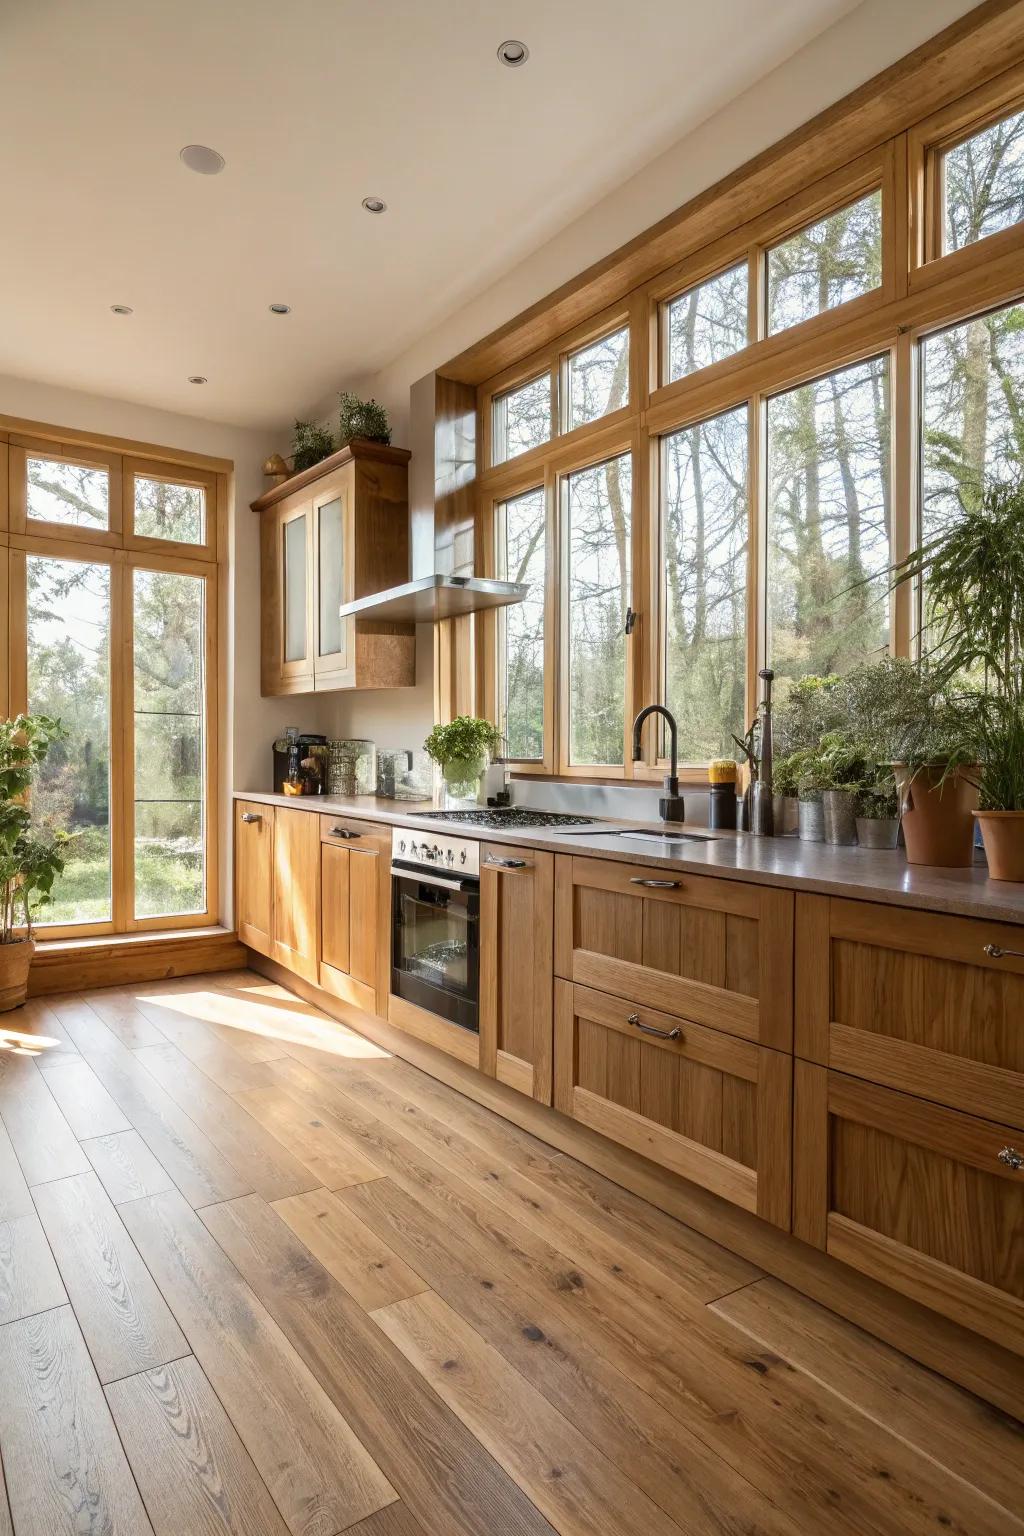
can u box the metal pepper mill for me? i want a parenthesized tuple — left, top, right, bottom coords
(750, 668, 775, 837)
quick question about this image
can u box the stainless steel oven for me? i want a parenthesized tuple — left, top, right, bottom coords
(390, 829, 480, 1033)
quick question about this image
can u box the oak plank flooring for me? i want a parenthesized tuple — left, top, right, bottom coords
(272, 1188, 429, 1312)
(39, 1058, 131, 1139)
(82, 1130, 176, 1206)
(0, 1212, 67, 1325)
(133, 1044, 319, 1201)
(1, 998, 80, 1064)
(0, 1120, 33, 1220)
(374, 1289, 691, 1536)
(234, 1083, 386, 1189)
(201, 1192, 558, 1536)
(121, 1188, 395, 1536)
(1, 968, 1019, 1536)
(56, 1008, 251, 1207)
(712, 1276, 1024, 1525)
(0, 1055, 90, 1186)
(0, 1305, 153, 1535)
(33, 1172, 187, 1383)
(106, 1356, 292, 1536)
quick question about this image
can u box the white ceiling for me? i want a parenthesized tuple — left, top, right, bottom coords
(0, 0, 861, 430)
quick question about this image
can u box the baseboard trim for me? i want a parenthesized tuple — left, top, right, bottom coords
(248, 949, 1022, 1421)
(30, 928, 246, 996)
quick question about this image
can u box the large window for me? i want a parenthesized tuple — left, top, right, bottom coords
(662, 407, 748, 761)
(476, 61, 1024, 779)
(767, 191, 882, 334)
(492, 375, 551, 464)
(496, 487, 547, 761)
(767, 355, 892, 683)
(5, 433, 220, 935)
(565, 454, 632, 767)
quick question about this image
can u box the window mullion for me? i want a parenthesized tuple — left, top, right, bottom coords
(110, 553, 134, 932)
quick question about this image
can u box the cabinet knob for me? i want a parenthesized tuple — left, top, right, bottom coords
(983, 943, 1024, 961)
(627, 1010, 682, 1042)
(998, 1146, 1024, 1172)
(630, 877, 680, 890)
(240, 812, 261, 824)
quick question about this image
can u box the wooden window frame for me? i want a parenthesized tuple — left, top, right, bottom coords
(488, 369, 557, 470)
(4, 416, 227, 938)
(467, 31, 1024, 785)
(559, 319, 632, 437)
(487, 481, 556, 775)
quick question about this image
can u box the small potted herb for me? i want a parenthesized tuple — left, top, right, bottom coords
(855, 771, 901, 850)
(975, 697, 1024, 881)
(0, 715, 70, 1011)
(291, 420, 335, 472)
(338, 392, 391, 447)
(804, 732, 865, 847)
(423, 716, 501, 808)
(770, 753, 800, 836)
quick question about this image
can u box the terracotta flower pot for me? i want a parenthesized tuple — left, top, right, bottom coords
(975, 811, 1024, 882)
(893, 763, 979, 867)
(0, 937, 35, 1013)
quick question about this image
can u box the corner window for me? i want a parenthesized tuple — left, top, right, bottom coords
(492, 374, 551, 464)
(663, 263, 748, 384)
(565, 326, 629, 430)
(766, 190, 882, 334)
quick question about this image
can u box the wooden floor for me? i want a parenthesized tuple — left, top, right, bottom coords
(0, 972, 1021, 1536)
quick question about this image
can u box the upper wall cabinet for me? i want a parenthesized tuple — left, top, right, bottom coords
(252, 439, 415, 695)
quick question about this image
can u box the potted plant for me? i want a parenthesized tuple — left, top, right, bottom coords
(1, 714, 70, 1011)
(770, 752, 800, 836)
(338, 392, 391, 447)
(803, 732, 866, 846)
(291, 420, 335, 472)
(975, 696, 1024, 881)
(423, 716, 501, 809)
(772, 676, 845, 842)
(888, 686, 982, 868)
(855, 770, 901, 850)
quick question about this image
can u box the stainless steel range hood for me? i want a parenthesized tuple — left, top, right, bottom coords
(338, 574, 527, 625)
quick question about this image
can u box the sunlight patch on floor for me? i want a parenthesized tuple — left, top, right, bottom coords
(139, 984, 392, 1062)
(0, 1026, 61, 1055)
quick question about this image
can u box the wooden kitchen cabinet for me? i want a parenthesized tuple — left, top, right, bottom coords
(554, 855, 794, 1050)
(319, 815, 390, 1015)
(794, 1065, 1024, 1355)
(235, 800, 275, 957)
(270, 805, 320, 983)
(254, 440, 414, 696)
(553, 980, 791, 1225)
(479, 843, 554, 1104)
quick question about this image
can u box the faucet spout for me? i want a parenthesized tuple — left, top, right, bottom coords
(631, 705, 686, 824)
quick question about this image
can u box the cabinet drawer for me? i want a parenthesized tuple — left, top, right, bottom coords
(554, 855, 793, 1049)
(796, 896, 1024, 1127)
(795, 1066, 1024, 1355)
(320, 813, 386, 847)
(553, 981, 791, 1227)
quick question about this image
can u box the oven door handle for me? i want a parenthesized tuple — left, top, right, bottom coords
(390, 865, 472, 893)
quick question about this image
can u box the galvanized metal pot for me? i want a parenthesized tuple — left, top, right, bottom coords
(855, 816, 900, 849)
(798, 797, 825, 842)
(823, 790, 857, 846)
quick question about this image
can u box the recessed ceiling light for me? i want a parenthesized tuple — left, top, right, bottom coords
(179, 144, 225, 175)
(110, 304, 133, 316)
(188, 375, 207, 385)
(497, 39, 529, 67)
(268, 303, 291, 315)
(361, 196, 387, 214)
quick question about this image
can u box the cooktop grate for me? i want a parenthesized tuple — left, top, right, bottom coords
(415, 808, 599, 829)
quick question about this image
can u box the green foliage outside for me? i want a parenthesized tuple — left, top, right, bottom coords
(0, 714, 70, 941)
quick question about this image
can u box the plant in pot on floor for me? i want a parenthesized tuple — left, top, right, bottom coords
(423, 716, 501, 810)
(0, 714, 70, 1011)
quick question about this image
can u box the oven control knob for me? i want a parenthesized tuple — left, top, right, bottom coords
(409, 840, 418, 857)
(432, 844, 441, 860)
(446, 849, 454, 864)
(459, 849, 467, 864)
(398, 839, 406, 854)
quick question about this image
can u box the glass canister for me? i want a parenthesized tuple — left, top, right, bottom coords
(376, 748, 433, 801)
(328, 738, 377, 796)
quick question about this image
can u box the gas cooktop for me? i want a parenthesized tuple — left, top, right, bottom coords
(415, 808, 601, 829)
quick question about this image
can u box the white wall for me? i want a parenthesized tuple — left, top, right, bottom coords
(0, 372, 338, 921)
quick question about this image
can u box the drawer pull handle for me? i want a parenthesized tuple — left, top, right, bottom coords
(627, 1011, 682, 1042)
(485, 857, 529, 871)
(998, 1146, 1024, 1172)
(240, 812, 262, 824)
(330, 827, 361, 839)
(984, 943, 1024, 961)
(630, 877, 680, 890)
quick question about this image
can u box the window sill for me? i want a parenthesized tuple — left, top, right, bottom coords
(29, 926, 246, 996)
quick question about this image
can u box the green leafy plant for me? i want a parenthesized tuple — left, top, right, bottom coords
(338, 392, 391, 446)
(292, 420, 335, 473)
(423, 716, 501, 785)
(0, 714, 71, 943)
(977, 695, 1024, 812)
(771, 753, 801, 798)
(887, 476, 1024, 704)
(773, 674, 845, 755)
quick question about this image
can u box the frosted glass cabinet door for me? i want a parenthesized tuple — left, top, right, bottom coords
(283, 509, 309, 664)
(313, 484, 354, 687)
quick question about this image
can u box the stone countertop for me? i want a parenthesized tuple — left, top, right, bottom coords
(234, 790, 1024, 926)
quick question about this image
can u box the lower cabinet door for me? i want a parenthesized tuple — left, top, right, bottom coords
(271, 807, 320, 982)
(794, 1064, 1024, 1355)
(319, 840, 382, 1014)
(553, 981, 791, 1226)
(235, 801, 275, 957)
(479, 844, 554, 1103)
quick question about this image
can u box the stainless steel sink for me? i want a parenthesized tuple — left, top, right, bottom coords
(602, 829, 718, 845)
